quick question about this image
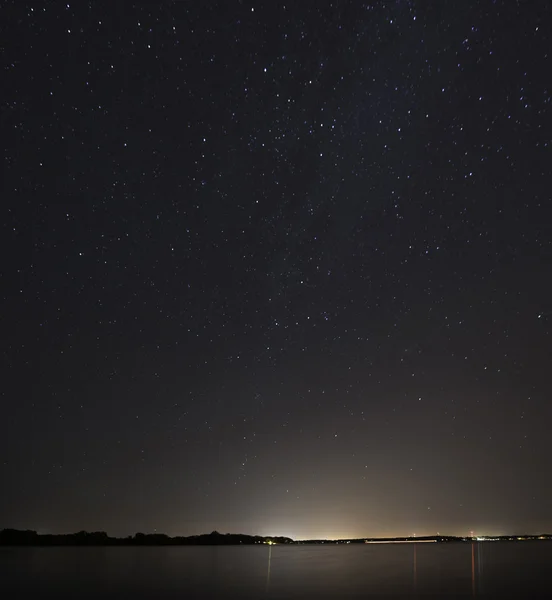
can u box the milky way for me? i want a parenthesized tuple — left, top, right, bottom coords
(1, 1, 551, 539)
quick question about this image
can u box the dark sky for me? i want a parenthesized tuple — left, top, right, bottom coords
(1, 0, 551, 540)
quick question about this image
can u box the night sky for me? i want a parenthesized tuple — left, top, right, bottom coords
(2, 1, 551, 541)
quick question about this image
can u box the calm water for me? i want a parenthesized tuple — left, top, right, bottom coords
(1, 541, 551, 598)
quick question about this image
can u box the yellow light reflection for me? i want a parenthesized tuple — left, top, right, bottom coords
(265, 545, 272, 593)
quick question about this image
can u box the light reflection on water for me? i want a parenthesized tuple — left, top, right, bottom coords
(1, 541, 551, 598)
(266, 544, 272, 593)
(413, 542, 417, 592)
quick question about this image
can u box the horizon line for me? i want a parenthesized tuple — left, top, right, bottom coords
(2, 528, 552, 542)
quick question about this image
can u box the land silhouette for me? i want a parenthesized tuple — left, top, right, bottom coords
(0, 529, 293, 546)
(1, 529, 550, 546)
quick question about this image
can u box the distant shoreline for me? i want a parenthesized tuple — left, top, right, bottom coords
(1, 529, 551, 546)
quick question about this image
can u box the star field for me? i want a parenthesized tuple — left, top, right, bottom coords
(1, 1, 551, 540)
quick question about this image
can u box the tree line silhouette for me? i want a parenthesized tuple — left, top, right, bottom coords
(0, 529, 294, 546)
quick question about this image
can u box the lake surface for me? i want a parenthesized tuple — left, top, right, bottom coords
(1, 541, 551, 598)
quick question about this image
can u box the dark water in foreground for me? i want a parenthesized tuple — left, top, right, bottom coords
(1, 541, 551, 598)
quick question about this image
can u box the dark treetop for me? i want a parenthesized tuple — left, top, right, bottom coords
(0, 528, 293, 546)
